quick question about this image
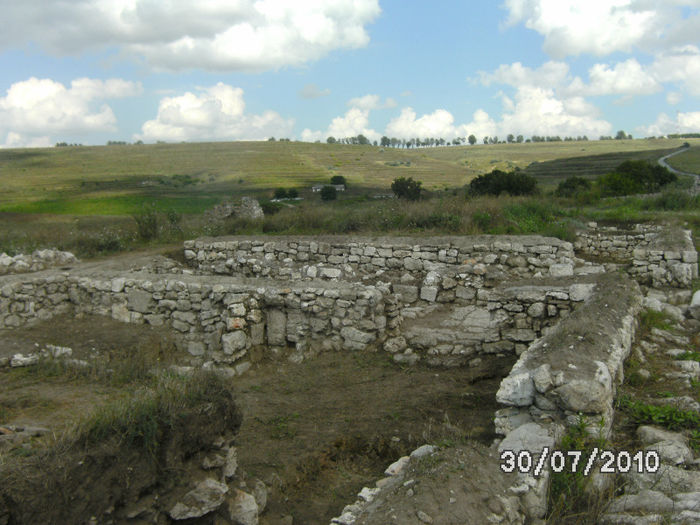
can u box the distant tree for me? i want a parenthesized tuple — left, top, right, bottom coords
(357, 134, 370, 145)
(468, 169, 537, 196)
(516, 135, 524, 143)
(483, 136, 489, 145)
(468, 135, 477, 145)
(320, 185, 337, 201)
(391, 176, 422, 200)
(287, 188, 299, 198)
(507, 134, 515, 143)
(268, 137, 276, 141)
(274, 188, 288, 199)
(330, 175, 347, 186)
(615, 130, 631, 140)
(326, 136, 337, 144)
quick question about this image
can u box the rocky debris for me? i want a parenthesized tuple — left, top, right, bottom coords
(206, 196, 264, 222)
(3, 344, 74, 369)
(339, 444, 525, 525)
(227, 488, 259, 525)
(0, 249, 78, 276)
(600, 291, 700, 525)
(0, 425, 51, 453)
(169, 478, 229, 520)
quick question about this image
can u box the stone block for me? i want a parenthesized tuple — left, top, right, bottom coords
(266, 309, 286, 346)
(222, 331, 248, 355)
(420, 286, 438, 302)
(127, 289, 153, 314)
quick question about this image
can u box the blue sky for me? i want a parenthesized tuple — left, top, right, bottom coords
(1, 0, 699, 147)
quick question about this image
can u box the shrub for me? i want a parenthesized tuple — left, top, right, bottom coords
(259, 199, 283, 215)
(320, 185, 337, 201)
(287, 188, 299, 199)
(132, 203, 159, 241)
(468, 169, 537, 196)
(391, 177, 422, 200)
(273, 188, 288, 199)
(555, 176, 592, 198)
(330, 175, 347, 186)
(597, 160, 677, 196)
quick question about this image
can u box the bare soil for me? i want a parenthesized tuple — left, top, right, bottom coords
(0, 314, 514, 524)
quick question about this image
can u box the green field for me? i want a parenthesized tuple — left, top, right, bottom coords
(1, 138, 696, 215)
(667, 145, 700, 174)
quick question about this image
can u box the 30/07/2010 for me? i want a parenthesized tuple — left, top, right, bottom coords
(500, 447, 660, 477)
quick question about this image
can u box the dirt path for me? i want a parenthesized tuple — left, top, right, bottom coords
(658, 146, 700, 194)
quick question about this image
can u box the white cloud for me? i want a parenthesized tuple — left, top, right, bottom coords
(479, 61, 571, 89)
(574, 59, 661, 96)
(137, 82, 293, 142)
(503, 0, 699, 58)
(496, 86, 612, 138)
(385, 85, 611, 141)
(0, 76, 141, 147)
(301, 94, 387, 142)
(667, 92, 682, 105)
(0, 0, 381, 72)
(650, 46, 700, 96)
(299, 84, 331, 99)
(385, 108, 468, 139)
(347, 94, 396, 110)
(638, 111, 700, 137)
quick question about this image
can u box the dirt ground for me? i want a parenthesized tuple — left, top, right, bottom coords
(0, 314, 514, 524)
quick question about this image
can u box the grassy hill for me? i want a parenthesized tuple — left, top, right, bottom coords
(0, 138, 696, 215)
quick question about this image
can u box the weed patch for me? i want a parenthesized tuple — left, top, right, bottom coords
(618, 395, 700, 431)
(547, 417, 609, 524)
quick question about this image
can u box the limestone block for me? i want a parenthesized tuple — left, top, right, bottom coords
(266, 309, 286, 346)
(420, 286, 438, 302)
(169, 478, 228, 520)
(393, 284, 418, 303)
(496, 372, 535, 407)
(549, 264, 574, 277)
(222, 331, 248, 355)
(127, 289, 153, 314)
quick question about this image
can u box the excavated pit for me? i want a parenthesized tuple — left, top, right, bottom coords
(0, 226, 697, 524)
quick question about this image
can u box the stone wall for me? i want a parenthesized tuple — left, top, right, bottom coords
(575, 223, 697, 287)
(1, 266, 594, 370)
(493, 272, 643, 519)
(0, 272, 392, 370)
(574, 223, 661, 260)
(629, 228, 698, 287)
(185, 235, 576, 281)
(0, 250, 78, 276)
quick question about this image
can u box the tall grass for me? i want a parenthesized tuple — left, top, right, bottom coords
(261, 196, 578, 240)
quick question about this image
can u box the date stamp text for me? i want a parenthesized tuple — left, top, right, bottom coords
(500, 448, 660, 477)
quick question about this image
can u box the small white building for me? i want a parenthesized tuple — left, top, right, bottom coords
(312, 184, 346, 192)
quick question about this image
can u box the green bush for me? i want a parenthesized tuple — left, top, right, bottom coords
(320, 185, 337, 201)
(132, 203, 159, 241)
(274, 188, 288, 199)
(287, 188, 299, 199)
(555, 176, 592, 198)
(259, 199, 283, 215)
(391, 177, 422, 200)
(330, 175, 347, 186)
(597, 160, 677, 196)
(468, 169, 537, 196)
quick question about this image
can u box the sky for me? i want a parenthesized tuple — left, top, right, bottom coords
(1, 0, 699, 148)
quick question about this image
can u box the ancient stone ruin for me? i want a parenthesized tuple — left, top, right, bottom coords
(0, 222, 698, 523)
